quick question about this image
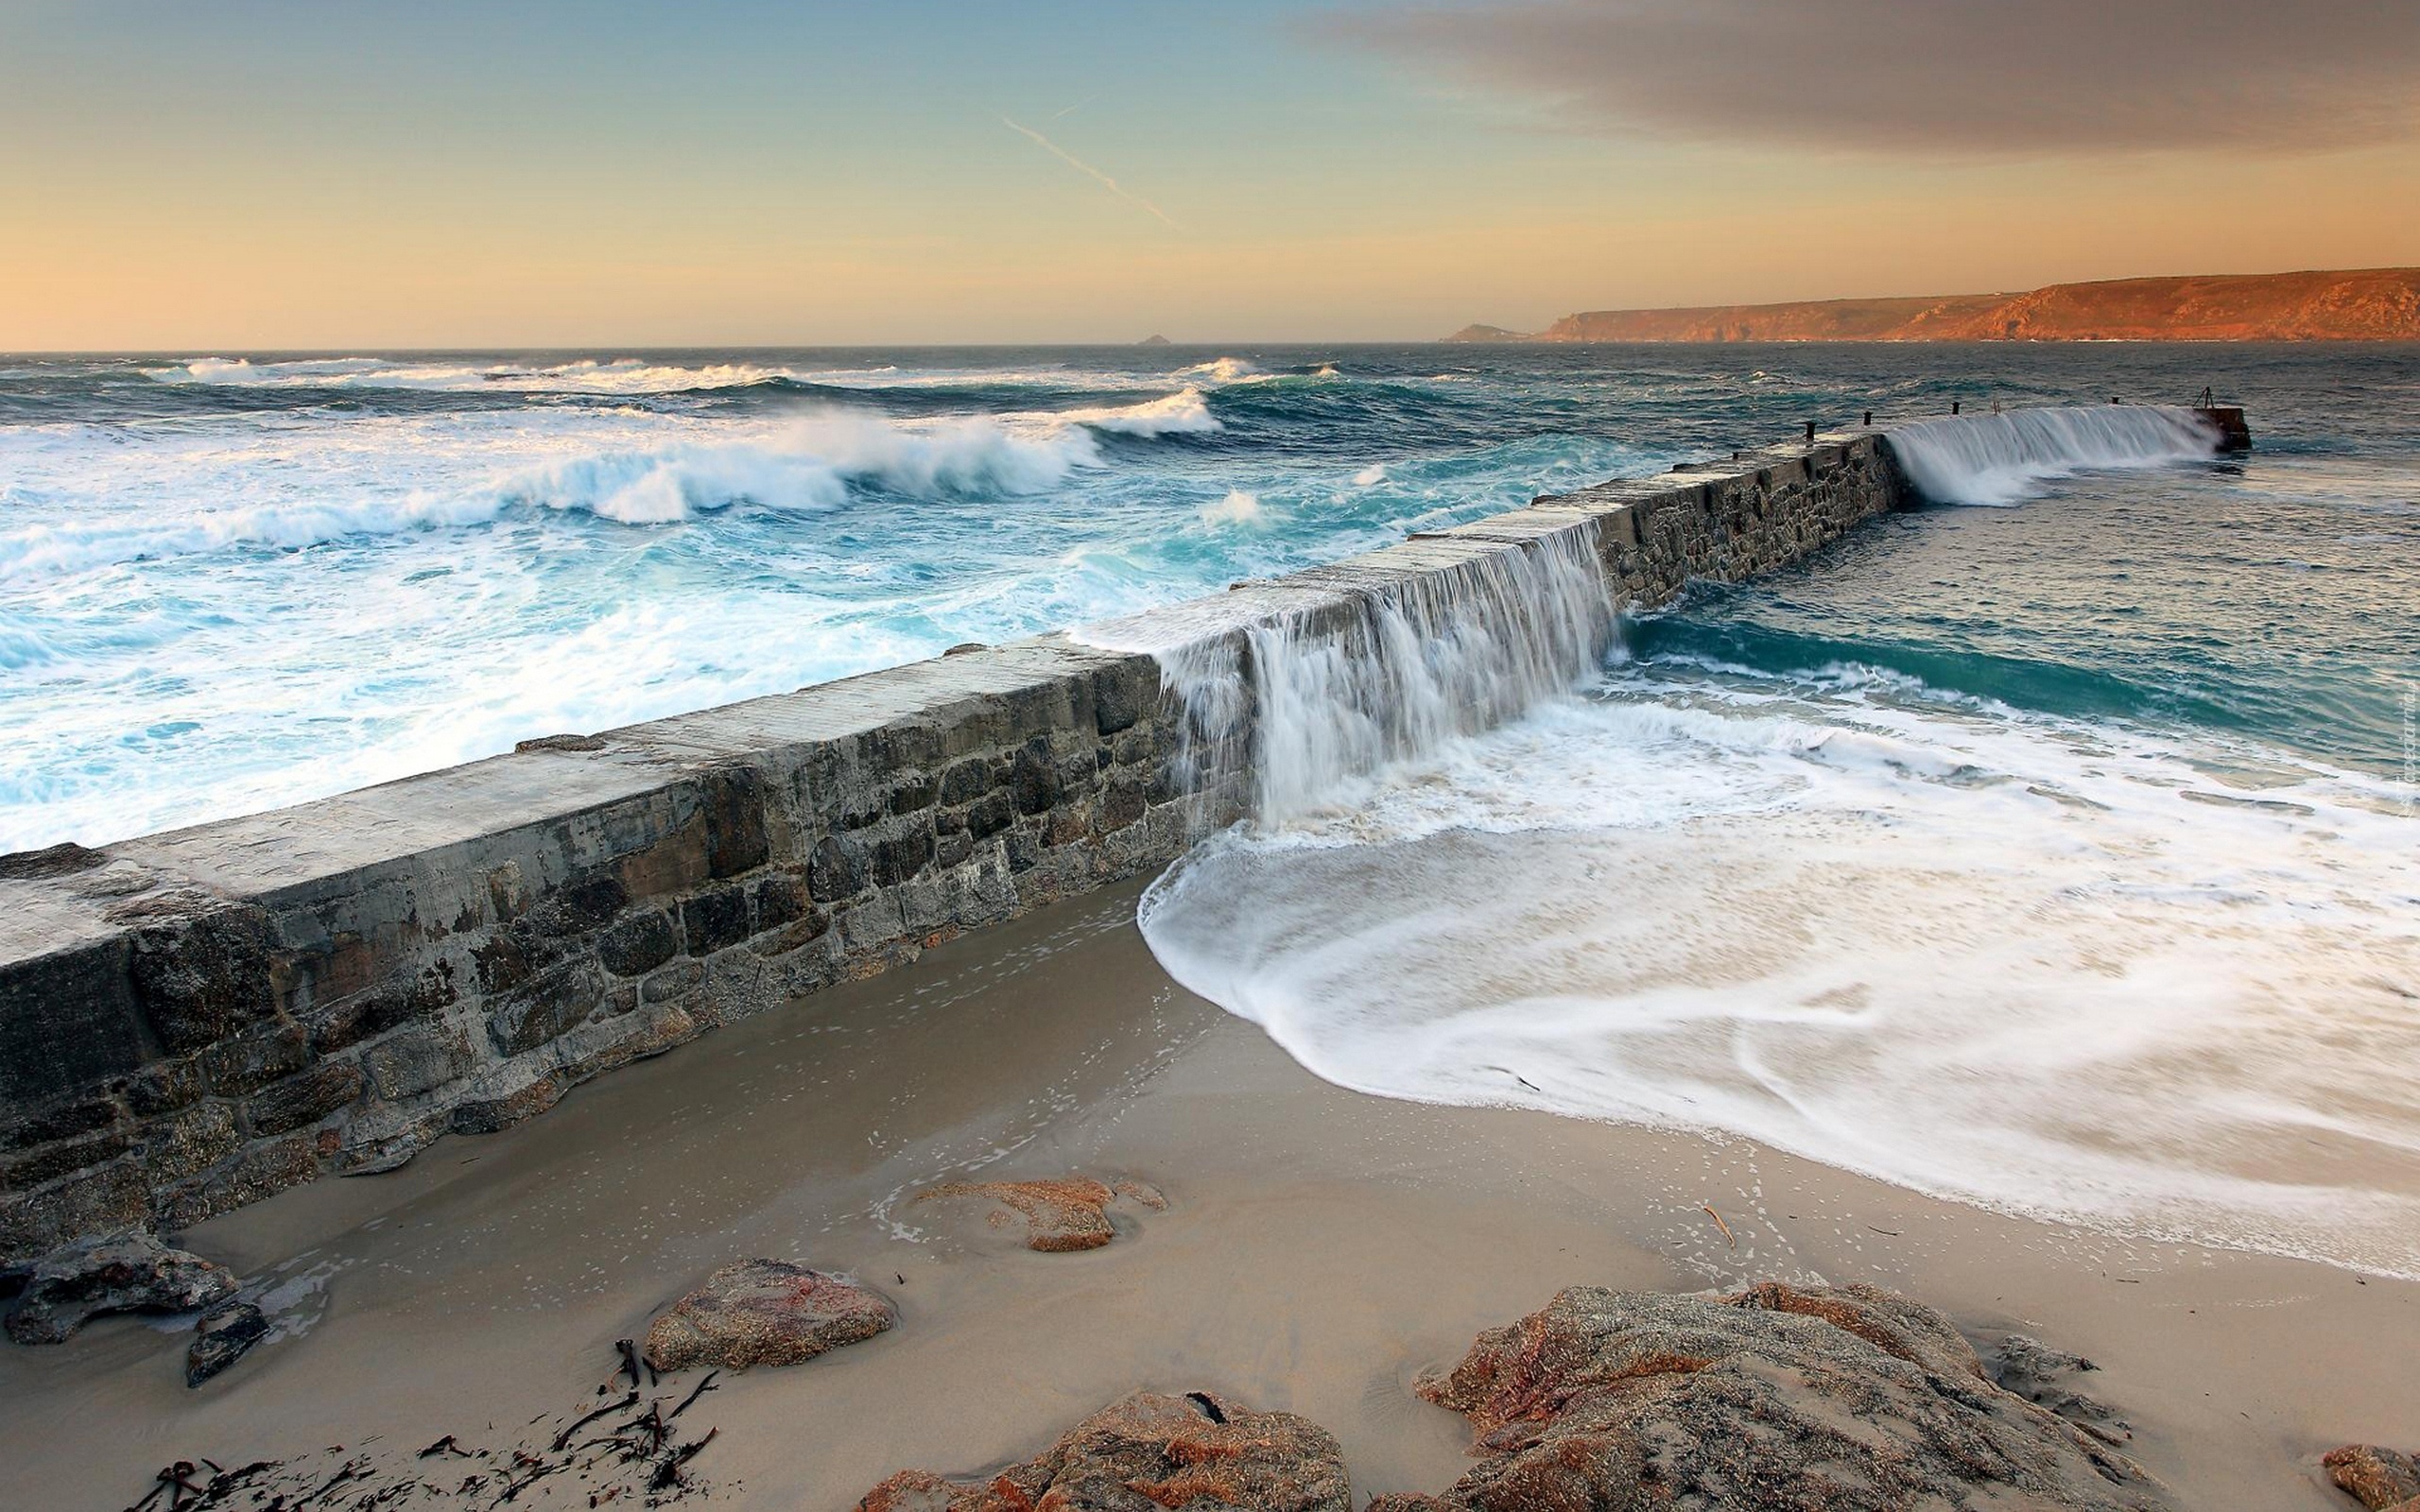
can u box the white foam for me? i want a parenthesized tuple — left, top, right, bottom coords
(1146, 526, 1615, 825)
(1063, 387, 1221, 437)
(1197, 490, 1266, 527)
(0, 409, 1107, 576)
(1139, 671, 2420, 1278)
(1177, 356, 1262, 384)
(1889, 404, 2221, 506)
(156, 354, 821, 394)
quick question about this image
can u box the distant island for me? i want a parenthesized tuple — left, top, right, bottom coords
(1137, 334, 1173, 347)
(1449, 267, 2420, 343)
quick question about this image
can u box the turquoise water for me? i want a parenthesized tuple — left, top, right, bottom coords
(5, 343, 2411, 848)
(7, 340, 2418, 1275)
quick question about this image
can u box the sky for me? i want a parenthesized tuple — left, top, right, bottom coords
(2, 0, 2415, 347)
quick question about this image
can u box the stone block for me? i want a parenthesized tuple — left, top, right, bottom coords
(487, 960, 608, 1057)
(750, 871, 811, 930)
(700, 765, 770, 878)
(965, 790, 1014, 840)
(1008, 737, 1063, 816)
(360, 1024, 479, 1100)
(244, 1061, 364, 1138)
(888, 771, 937, 815)
(938, 757, 993, 806)
(524, 872, 629, 937)
(596, 908, 680, 977)
(641, 960, 706, 1005)
(1, 1097, 122, 1157)
(867, 828, 934, 888)
(328, 1108, 447, 1176)
(127, 902, 282, 1057)
(1094, 663, 1146, 735)
(0, 936, 147, 1106)
(1101, 774, 1148, 832)
(306, 962, 455, 1054)
(0, 1128, 134, 1194)
(199, 1021, 311, 1098)
(0, 1163, 148, 1265)
(160, 1136, 319, 1230)
(682, 884, 752, 956)
(143, 1104, 241, 1184)
(750, 914, 832, 957)
(614, 821, 712, 901)
(119, 1059, 204, 1118)
(448, 1071, 562, 1136)
(806, 834, 862, 903)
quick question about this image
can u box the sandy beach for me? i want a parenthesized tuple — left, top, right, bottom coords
(0, 879, 2408, 1510)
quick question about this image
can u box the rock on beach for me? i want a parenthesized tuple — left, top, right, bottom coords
(856, 1390, 1351, 1512)
(4, 1232, 237, 1346)
(2325, 1444, 2420, 1512)
(186, 1299, 268, 1386)
(1397, 1280, 2173, 1512)
(913, 1176, 1167, 1252)
(642, 1259, 896, 1372)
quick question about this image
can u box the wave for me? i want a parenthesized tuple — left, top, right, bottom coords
(0, 412, 1109, 578)
(1196, 490, 1266, 527)
(156, 355, 823, 396)
(1887, 404, 2221, 506)
(1139, 665, 2420, 1280)
(504, 412, 1104, 524)
(1177, 356, 1262, 384)
(1060, 387, 1221, 438)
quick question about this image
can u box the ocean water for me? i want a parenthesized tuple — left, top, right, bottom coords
(1126, 343, 2420, 1280)
(9, 342, 2417, 1277)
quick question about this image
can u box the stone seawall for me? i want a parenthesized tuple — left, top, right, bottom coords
(0, 423, 1916, 1262)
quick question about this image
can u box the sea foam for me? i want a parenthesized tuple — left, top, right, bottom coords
(1137, 660, 2420, 1280)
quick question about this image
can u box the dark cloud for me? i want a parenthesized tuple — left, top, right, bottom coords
(1321, 0, 2420, 156)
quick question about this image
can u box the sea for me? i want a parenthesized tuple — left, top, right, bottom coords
(5, 342, 2416, 1276)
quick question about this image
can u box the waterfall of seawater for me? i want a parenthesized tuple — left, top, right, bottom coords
(1888, 404, 2221, 507)
(1148, 525, 1615, 829)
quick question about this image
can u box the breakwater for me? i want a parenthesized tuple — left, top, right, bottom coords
(0, 407, 2227, 1261)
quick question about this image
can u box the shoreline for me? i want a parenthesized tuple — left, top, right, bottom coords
(0, 880, 2408, 1510)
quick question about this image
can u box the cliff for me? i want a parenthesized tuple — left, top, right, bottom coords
(1464, 268, 2420, 343)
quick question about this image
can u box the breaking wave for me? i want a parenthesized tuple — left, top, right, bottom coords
(0, 412, 1113, 577)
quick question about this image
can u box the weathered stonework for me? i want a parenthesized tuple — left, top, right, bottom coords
(0, 426, 1918, 1261)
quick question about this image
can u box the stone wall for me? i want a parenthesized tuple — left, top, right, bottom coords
(0, 425, 1915, 1262)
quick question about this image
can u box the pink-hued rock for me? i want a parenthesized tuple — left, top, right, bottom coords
(2325, 1445, 2420, 1512)
(641, 1259, 894, 1371)
(915, 1176, 1167, 1252)
(1410, 1281, 2173, 1511)
(856, 1390, 1349, 1512)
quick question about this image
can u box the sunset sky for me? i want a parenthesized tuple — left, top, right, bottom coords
(4, 0, 2415, 348)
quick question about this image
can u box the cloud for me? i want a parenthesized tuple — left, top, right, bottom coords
(1321, 0, 2420, 157)
(1002, 117, 1179, 228)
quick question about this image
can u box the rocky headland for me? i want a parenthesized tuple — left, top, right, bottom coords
(1453, 267, 2420, 343)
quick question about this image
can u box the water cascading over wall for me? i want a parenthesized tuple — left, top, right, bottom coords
(1887, 404, 2223, 507)
(1132, 525, 1616, 829)
(1, 409, 2224, 1258)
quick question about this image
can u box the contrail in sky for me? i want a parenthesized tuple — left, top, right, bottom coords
(1001, 116, 1177, 229)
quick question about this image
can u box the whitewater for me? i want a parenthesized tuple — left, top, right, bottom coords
(6, 341, 2416, 1281)
(1117, 348, 2419, 1285)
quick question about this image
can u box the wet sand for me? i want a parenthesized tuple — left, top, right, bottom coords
(1, 880, 2410, 1510)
